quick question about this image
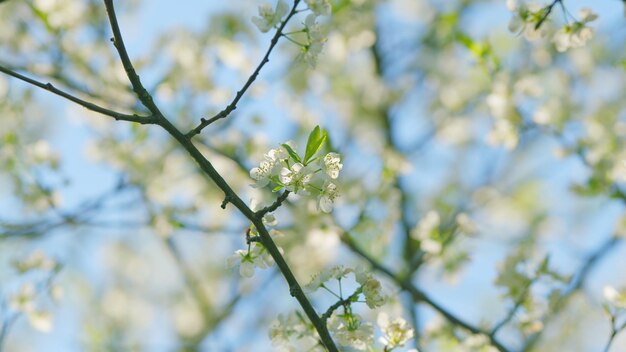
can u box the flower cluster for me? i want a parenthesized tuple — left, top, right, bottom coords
(411, 210, 442, 254)
(250, 0, 331, 67)
(301, 14, 327, 68)
(7, 250, 61, 333)
(553, 8, 597, 52)
(506, 1, 598, 53)
(249, 126, 343, 213)
(269, 264, 414, 350)
(485, 77, 520, 150)
(304, 266, 386, 309)
(269, 313, 325, 351)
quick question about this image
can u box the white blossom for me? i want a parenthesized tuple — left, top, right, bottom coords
(250, 160, 275, 188)
(604, 286, 626, 309)
(322, 152, 343, 179)
(487, 119, 519, 150)
(304, 266, 352, 292)
(227, 242, 274, 278)
(355, 268, 386, 309)
(318, 181, 339, 213)
(27, 310, 53, 333)
(14, 250, 56, 272)
(301, 14, 327, 67)
(411, 211, 443, 254)
(377, 313, 414, 349)
(9, 283, 36, 313)
(269, 313, 323, 351)
(328, 313, 374, 350)
(507, 2, 547, 41)
(251, 0, 289, 33)
(280, 162, 313, 193)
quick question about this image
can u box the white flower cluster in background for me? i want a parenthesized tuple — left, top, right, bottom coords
(249, 126, 342, 213)
(303, 266, 387, 309)
(266, 266, 414, 351)
(507, 1, 598, 53)
(251, 0, 332, 67)
(7, 250, 62, 334)
(553, 8, 597, 52)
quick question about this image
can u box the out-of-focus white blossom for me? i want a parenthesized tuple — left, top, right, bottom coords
(27, 310, 53, 333)
(553, 8, 597, 52)
(411, 211, 443, 254)
(305, 0, 331, 17)
(9, 283, 36, 313)
(604, 286, 626, 309)
(487, 119, 519, 150)
(507, 2, 547, 41)
(14, 250, 57, 272)
(269, 313, 323, 351)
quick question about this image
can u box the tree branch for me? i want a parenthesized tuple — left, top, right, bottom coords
(103, 0, 163, 117)
(156, 118, 339, 352)
(0, 64, 155, 124)
(185, 0, 302, 138)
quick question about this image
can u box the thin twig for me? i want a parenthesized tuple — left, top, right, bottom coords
(535, 0, 562, 30)
(256, 191, 291, 218)
(185, 0, 302, 138)
(0, 64, 154, 124)
(321, 288, 362, 322)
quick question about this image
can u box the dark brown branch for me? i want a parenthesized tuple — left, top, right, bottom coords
(0, 64, 155, 124)
(185, 0, 302, 138)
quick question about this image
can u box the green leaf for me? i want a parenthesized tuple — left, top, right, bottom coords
(303, 126, 327, 164)
(282, 143, 301, 163)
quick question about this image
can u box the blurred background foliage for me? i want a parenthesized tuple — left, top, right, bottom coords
(0, 0, 625, 351)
